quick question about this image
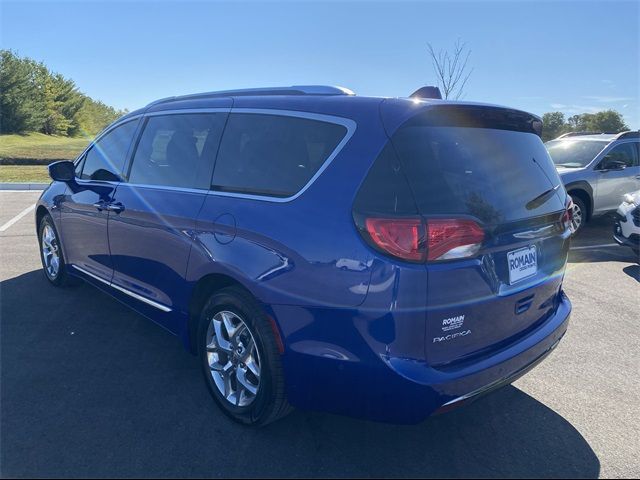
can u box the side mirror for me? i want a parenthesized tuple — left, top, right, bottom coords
(48, 160, 76, 183)
(598, 158, 627, 171)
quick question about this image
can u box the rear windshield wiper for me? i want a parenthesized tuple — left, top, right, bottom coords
(526, 185, 560, 210)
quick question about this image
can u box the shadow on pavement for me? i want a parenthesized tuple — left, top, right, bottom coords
(568, 245, 637, 264)
(1, 270, 600, 478)
(568, 214, 637, 264)
(622, 264, 639, 282)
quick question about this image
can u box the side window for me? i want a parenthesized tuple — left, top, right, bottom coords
(81, 120, 139, 181)
(211, 113, 348, 197)
(601, 143, 638, 168)
(74, 154, 86, 177)
(128, 113, 227, 189)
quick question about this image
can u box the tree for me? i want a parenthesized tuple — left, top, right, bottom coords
(426, 39, 473, 100)
(0, 50, 44, 133)
(566, 114, 591, 132)
(40, 72, 85, 136)
(564, 111, 628, 134)
(584, 110, 628, 133)
(74, 97, 126, 137)
(541, 112, 567, 141)
(0, 49, 123, 136)
(543, 109, 630, 140)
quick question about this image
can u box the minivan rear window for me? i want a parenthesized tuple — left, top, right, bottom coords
(211, 113, 347, 198)
(392, 114, 565, 224)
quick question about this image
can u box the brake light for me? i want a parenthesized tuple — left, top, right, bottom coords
(427, 219, 485, 261)
(365, 217, 426, 262)
(561, 198, 574, 231)
(362, 217, 485, 262)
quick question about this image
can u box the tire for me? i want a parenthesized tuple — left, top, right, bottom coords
(569, 195, 587, 234)
(197, 286, 292, 426)
(38, 213, 74, 287)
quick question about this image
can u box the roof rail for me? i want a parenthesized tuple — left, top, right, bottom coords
(615, 130, 640, 140)
(147, 85, 355, 107)
(555, 132, 603, 139)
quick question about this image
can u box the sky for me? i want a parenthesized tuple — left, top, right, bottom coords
(1, 0, 638, 128)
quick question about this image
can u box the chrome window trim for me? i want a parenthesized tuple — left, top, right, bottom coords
(208, 108, 357, 203)
(118, 183, 207, 195)
(120, 108, 356, 201)
(145, 108, 231, 116)
(72, 265, 172, 312)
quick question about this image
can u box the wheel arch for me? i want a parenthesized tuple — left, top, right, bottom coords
(186, 273, 258, 354)
(565, 181, 593, 221)
(35, 205, 50, 233)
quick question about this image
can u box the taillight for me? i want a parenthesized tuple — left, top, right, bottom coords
(426, 219, 485, 261)
(361, 217, 485, 262)
(364, 217, 426, 262)
(562, 197, 574, 232)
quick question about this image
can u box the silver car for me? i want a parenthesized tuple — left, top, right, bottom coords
(545, 131, 640, 232)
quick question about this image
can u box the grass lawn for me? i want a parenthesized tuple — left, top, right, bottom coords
(0, 132, 89, 162)
(0, 165, 51, 183)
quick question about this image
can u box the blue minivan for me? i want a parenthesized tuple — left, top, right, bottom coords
(37, 85, 572, 425)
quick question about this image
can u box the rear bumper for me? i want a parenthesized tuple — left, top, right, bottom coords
(433, 329, 562, 414)
(614, 232, 640, 248)
(275, 292, 571, 424)
(384, 292, 570, 422)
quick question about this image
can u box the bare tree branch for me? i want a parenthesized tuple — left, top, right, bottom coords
(427, 39, 473, 100)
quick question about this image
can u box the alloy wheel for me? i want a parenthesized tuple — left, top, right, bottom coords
(41, 224, 60, 279)
(571, 201, 583, 233)
(205, 310, 261, 407)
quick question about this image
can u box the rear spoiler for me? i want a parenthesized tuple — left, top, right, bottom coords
(381, 99, 543, 137)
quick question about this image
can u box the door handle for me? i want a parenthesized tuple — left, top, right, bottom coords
(105, 202, 125, 213)
(93, 201, 107, 211)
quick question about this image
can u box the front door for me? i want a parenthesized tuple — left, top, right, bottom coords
(60, 119, 139, 281)
(594, 142, 640, 212)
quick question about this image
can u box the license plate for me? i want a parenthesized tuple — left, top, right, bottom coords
(508, 245, 537, 284)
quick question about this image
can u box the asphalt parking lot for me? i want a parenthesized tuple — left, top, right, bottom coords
(1, 190, 638, 478)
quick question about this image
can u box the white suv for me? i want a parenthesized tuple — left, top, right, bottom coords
(614, 190, 640, 258)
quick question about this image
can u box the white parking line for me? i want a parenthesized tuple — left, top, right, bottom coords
(570, 243, 619, 251)
(0, 204, 35, 232)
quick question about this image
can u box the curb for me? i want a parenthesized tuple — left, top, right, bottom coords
(0, 183, 49, 191)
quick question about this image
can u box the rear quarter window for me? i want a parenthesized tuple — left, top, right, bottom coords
(211, 113, 348, 198)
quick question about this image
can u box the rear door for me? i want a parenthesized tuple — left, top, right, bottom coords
(389, 105, 570, 366)
(107, 111, 228, 327)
